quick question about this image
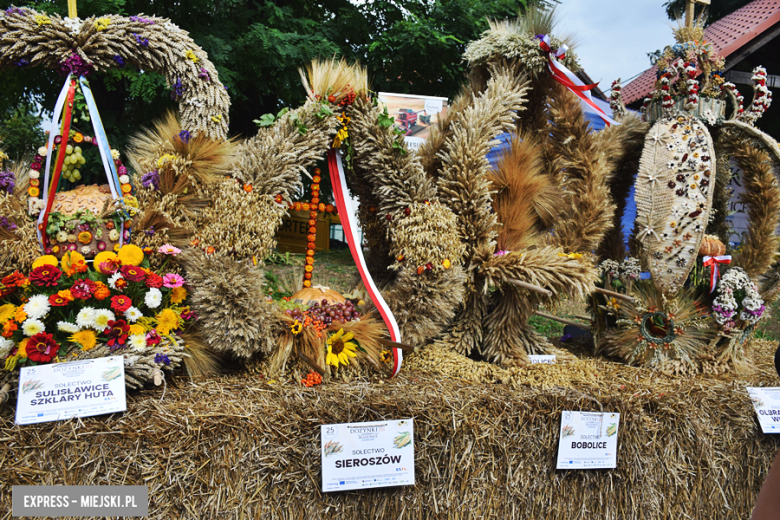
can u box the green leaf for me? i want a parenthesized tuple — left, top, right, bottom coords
(392, 140, 407, 155)
(254, 113, 277, 127)
(378, 108, 395, 128)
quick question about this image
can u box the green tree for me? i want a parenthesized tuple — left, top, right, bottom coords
(663, 0, 755, 24)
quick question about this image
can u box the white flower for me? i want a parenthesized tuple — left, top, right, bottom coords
(145, 288, 162, 309)
(124, 306, 142, 323)
(63, 16, 82, 35)
(22, 318, 45, 337)
(76, 307, 97, 329)
(108, 272, 125, 290)
(108, 229, 120, 241)
(29, 169, 40, 179)
(24, 294, 50, 320)
(119, 175, 130, 184)
(92, 309, 115, 331)
(37, 146, 48, 157)
(81, 246, 92, 255)
(129, 334, 147, 351)
(0, 337, 13, 358)
(56, 231, 68, 242)
(111, 149, 120, 160)
(57, 321, 80, 333)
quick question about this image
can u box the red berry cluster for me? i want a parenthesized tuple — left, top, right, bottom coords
(301, 371, 323, 387)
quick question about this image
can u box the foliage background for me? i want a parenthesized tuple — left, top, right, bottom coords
(0, 0, 540, 157)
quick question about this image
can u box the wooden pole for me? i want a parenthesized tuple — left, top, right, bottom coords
(572, 314, 593, 322)
(594, 287, 634, 303)
(534, 311, 590, 330)
(297, 351, 326, 377)
(507, 279, 553, 297)
(685, 0, 695, 28)
(378, 338, 416, 352)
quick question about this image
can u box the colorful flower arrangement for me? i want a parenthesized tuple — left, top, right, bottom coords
(712, 267, 765, 331)
(0, 244, 194, 373)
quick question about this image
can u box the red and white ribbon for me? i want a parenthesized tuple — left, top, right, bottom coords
(327, 150, 403, 377)
(538, 35, 619, 127)
(703, 255, 732, 293)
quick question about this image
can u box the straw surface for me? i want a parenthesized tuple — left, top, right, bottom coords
(1, 340, 779, 519)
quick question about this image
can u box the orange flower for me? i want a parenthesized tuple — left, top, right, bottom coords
(304, 272, 312, 280)
(307, 241, 316, 250)
(306, 249, 315, 257)
(396, 254, 404, 262)
(309, 211, 317, 219)
(326, 204, 334, 213)
(30, 179, 40, 187)
(303, 280, 312, 288)
(306, 257, 314, 265)
(73, 132, 84, 143)
(121, 184, 132, 194)
(302, 203, 311, 211)
(416, 266, 425, 275)
(189, 238, 200, 247)
(78, 231, 93, 244)
(311, 183, 320, 191)
(114, 278, 128, 291)
(308, 219, 316, 227)
(311, 197, 320, 205)
(308, 226, 317, 234)
(304, 265, 313, 273)
(206, 246, 216, 254)
(28, 186, 39, 197)
(57, 289, 74, 301)
(307, 234, 316, 242)
(14, 306, 27, 323)
(312, 175, 321, 183)
(318, 203, 326, 212)
(2, 320, 17, 338)
(243, 183, 253, 193)
(294, 202, 303, 211)
(93, 282, 110, 300)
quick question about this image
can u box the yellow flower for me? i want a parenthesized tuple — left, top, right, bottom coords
(32, 255, 58, 269)
(61, 251, 85, 273)
(170, 286, 187, 304)
(124, 194, 139, 208)
(211, 115, 222, 123)
(14, 306, 27, 323)
(35, 14, 51, 26)
(117, 244, 144, 266)
(185, 49, 199, 63)
(326, 329, 358, 367)
(93, 251, 118, 273)
(57, 289, 74, 301)
(17, 338, 29, 358)
(443, 259, 451, 269)
(70, 330, 97, 351)
(380, 350, 392, 363)
(557, 252, 583, 260)
(291, 319, 303, 335)
(157, 154, 176, 168)
(94, 17, 111, 31)
(0, 304, 15, 324)
(332, 127, 349, 149)
(128, 324, 146, 336)
(155, 308, 181, 336)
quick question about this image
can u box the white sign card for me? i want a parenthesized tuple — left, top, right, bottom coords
(16, 356, 126, 425)
(747, 387, 780, 433)
(556, 411, 620, 469)
(321, 419, 415, 492)
(528, 355, 556, 364)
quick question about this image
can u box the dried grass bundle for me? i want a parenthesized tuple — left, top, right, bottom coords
(546, 85, 616, 254)
(179, 249, 281, 360)
(488, 133, 559, 251)
(299, 58, 368, 104)
(0, 192, 40, 274)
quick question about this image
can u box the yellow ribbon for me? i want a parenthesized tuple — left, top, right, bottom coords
(68, 0, 77, 19)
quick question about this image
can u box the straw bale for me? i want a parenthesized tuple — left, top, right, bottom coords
(1, 340, 778, 519)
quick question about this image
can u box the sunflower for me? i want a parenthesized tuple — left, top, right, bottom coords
(32, 255, 58, 269)
(291, 319, 303, 335)
(69, 330, 97, 351)
(326, 328, 358, 367)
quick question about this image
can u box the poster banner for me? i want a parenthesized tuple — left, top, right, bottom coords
(556, 411, 620, 469)
(321, 419, 414, 492)
(377, 92, 448, 151)
(16, 356, 126, 425)
(747, 387, 780, 433)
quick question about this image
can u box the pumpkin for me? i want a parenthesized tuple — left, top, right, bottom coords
(699, 235, 726, 257)
(291, 286, 346, 306)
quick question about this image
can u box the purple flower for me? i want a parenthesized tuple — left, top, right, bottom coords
(0, 170, 15, 193)
(15, 58, 29, 67)
(0, 216, 18, 231)
(154, 353, 171, 366)
(493, 250, 509, 257)
(129, 15, 155, 24)
(145, 226, 155, 236)
(141, 170, 160, 190)
(170, 78, 185, 100)
(560, 334, 573, 343)
(178, 130, 191, 144)
(113, 55, 125, 68)
(118, 165, 127, 176)
(58, 52, 93, 77)
(133, 33, 149, 47)
(198, 67, 211, 81)
(5, 7, 25, 15)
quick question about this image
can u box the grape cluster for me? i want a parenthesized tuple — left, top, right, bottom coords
(307, 299, 361, 325)
(62, 144, 87, 182)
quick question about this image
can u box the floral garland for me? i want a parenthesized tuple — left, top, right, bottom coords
(0, 244, 193, 377)
(711, 267, 765, 331)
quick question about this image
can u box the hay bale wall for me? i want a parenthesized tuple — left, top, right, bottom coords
(1, 343, 779, 519)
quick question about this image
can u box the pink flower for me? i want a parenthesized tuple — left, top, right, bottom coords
(158, 244, 181, 256)
(162, 273, 185, 288)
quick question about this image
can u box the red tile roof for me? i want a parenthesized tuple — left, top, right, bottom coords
(622, 0, 780, 105)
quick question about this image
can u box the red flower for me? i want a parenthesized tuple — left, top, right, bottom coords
(145, 329, 161, 346)
(103, 319, 130, 349)
(27, 332, 59, 363)
(29, 265, 62, 287)
(2, 271, 28, 288)
(48, 294, 70, 306)
(111, 295, 132, 313)
(71, 278, 96, 300)
(121, 265, 146, 282)
(145, 272, 164, 288)
(99, 258, 122, 275)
